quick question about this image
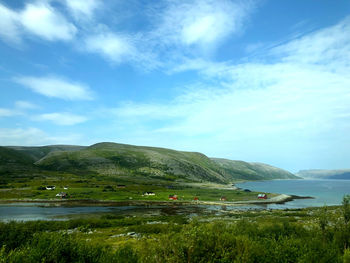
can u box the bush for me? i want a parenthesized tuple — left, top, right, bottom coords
(344, 248, 350, 263)
(1, 232, 116, 263)
(102, 185, 115, 192)
(343, 195, 350, 224)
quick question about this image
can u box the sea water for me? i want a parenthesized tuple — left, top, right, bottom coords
(237, 179, 350, 209)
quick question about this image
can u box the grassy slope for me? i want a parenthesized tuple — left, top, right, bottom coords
(8, 145, 86, 161)
(34, 142, 227, 183)
(35, 142, 298, 183)
(0, 146, 37, 174)
(211, 158, 299, 180)
(0, 142, 298, 201)
(1, 142, 298, 183)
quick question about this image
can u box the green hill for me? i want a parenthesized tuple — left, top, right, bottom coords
(0, 146, 36, 174)
(211, 158, 299, 181)
(1, 142, 298, 183)
(8, 145, 86, 161)
(35, 142, 227, 183)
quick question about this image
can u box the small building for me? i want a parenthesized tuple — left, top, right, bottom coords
(258, 193, 267, 199)
(56, 192, 68, 198)
(220, 196, 227, 201)
(46, 186, 55, 190)
(169, 194, 178, 200)
(143, 192, 155, 196)
(193, 197, 199, 201)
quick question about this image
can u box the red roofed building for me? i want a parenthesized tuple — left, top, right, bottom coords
(258, 193, 267, 199)
(169, 195, 178, 200)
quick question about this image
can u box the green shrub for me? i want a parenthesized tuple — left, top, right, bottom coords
(343, 195, 350, 224)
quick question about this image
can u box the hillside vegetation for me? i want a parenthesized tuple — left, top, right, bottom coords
(0, 146, 37, 174)
(212, 158, 299, 180)
(2, 142, 298, 184)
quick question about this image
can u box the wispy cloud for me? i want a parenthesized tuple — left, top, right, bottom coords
(108, 17, 350, 166)
(153, 0, 253, 49)
(270, 17, 350, 71)
(82, 26, 160, 69)
(34, 112, 88, 126)
(0, 101, 38, 118)
(0, 3, 21, 44)
(20, 1, 77, 41)
(0, 127, 82, 146)
(83, 29, 135, 64)
(0, 108, 19, 117)
(15, 100, 39, 110)
(76, 0, 254, 70)
(0, 1, 77, 44)
(64, 0, 101, 21)
(14, 75, 93, 101)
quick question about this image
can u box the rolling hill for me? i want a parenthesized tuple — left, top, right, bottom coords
(1, 142, 298, 183)
(0, 146, 37, 175)
(211, 158, 299, 180)
(8, 145, 86, 161)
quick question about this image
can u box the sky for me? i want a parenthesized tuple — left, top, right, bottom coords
(0, 0, 350, 172)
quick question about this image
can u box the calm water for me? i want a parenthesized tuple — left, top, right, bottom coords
(237, 179, 350, 209)
(0, 203, 117, 221)
(0, 203, 209, 221)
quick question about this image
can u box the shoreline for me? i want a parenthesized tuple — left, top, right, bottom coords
(0, 194, 313, 207)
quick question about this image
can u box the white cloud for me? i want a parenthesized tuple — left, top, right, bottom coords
(64, 0, 101, 21)
(83, 28, 159, 69)
(84, 30, 134, 63)
(113, 102, 189, 119)
(20, 2, 77, 41)
(108, 0, 253, 71)
(270, 17, 350, 72)
(0, 3, 21, 43)
(15, 101, 39, 110)
(0, 101, 38, 118)
(35, 112, 88, 126)
(0, 1, 76, 44)
(14, 75, 93, 101)
(153, 0, 253, 48)
(0, 127, 82, 146)
(0, 108, 19, 117)
(109, 17, 350, 169)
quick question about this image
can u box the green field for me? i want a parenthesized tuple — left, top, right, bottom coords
(0, 171, 263, 202)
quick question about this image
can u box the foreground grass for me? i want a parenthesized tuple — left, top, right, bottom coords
(1, 204, 350, 262)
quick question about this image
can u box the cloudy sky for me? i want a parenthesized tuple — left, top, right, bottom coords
(1, 0, 350, 172)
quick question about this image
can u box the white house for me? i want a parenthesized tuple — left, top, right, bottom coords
(143, 192, 155, 196)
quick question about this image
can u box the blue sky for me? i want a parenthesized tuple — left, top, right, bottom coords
(1, 0, 350, 172)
